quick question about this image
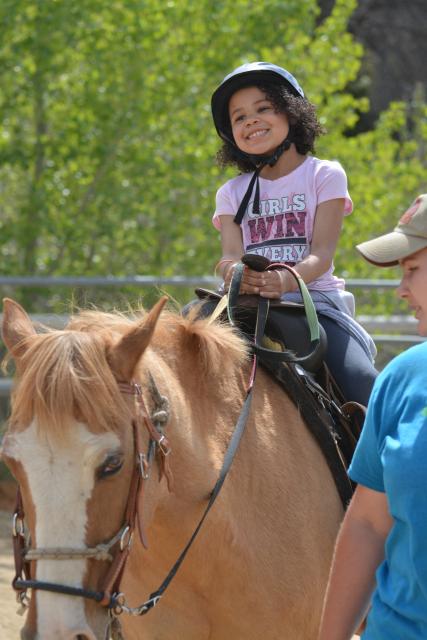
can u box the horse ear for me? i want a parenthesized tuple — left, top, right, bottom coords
(2, 298, 37, 359)
(108, 296, 168, 381)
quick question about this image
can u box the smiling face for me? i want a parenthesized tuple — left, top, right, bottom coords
(398, 246, 427, 335)
(228, 85, 290, 156)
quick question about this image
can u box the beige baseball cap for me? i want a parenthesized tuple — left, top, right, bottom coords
(356, 194, 427, 266)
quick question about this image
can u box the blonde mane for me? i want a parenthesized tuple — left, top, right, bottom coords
(68, 304, 249, 379)
(8, 304, 248, 436)
(9, 328, 130, 436)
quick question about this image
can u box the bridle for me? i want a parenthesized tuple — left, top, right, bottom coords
(11, 375, 173, 620)
(10, 346, 260, 640)
(11, 350, 259, 637)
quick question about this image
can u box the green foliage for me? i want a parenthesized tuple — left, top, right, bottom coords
(0, 0, 426, 315)
(325, 97, 427, 320)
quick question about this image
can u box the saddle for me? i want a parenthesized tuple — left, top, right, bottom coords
(195, 254, 365, 508)
(196, 290, 326, 373)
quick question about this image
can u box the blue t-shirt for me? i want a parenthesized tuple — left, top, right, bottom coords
(349, 341, 427, 639)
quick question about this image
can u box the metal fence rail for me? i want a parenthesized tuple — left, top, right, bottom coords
(0, 275, 401, 288)
(0, 275, 220, 287)
(0, 275, 424, 397)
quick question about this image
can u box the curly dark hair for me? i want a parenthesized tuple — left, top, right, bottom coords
(216, 83, 325, 173)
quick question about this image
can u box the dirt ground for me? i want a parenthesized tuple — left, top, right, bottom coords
(0, 481, 23, 640)
(0, 513, 23, 639)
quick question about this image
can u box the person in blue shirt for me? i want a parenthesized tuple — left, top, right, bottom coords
(318, 193, 427, 640)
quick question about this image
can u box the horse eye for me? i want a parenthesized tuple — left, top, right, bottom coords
(97, 454, 123, 479)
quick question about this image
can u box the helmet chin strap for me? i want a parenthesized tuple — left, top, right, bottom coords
(233, 129, 293, 226)
(244, 134, 293, 169)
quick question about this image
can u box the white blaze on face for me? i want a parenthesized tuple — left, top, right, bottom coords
(7, 421, 120, 639)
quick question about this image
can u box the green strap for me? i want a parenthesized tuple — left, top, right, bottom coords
(226, 261, 321, 366)
(282, 265, 320, 344)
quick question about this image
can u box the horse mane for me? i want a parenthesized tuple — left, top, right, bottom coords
(8, 303, 248, 437)
(68, 303, 249, 379)
(153, 308, 249, 378)
(9, 328, 130, 437)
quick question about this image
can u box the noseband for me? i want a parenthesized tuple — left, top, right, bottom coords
(11, 376, 173, 616)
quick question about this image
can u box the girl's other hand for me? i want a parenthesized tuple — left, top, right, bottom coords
(258, 268, 286, 298)
(239, 265, 264, 294)
(240, 266, 285, 297)
(224, 264, 288, 298)
(223, 263, 263, 294)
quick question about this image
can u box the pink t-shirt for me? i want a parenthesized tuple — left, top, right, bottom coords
(213, 156, 353, 291)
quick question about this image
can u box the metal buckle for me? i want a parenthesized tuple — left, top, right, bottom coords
(119, 526, 133, 552)
(12, 513, 25, 538)
(111, 592, 126, 616)
(140, 594, 161, 614)
(138, 453, 149, 479)
(16, 589, 30, 613)
(132, 382, 143, 396)
(158, 435, 171, 457)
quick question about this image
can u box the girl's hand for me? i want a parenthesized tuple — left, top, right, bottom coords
(240, 267, 287, 298)
(223, 264, 264, 293)
(258, 269, 287, 299)
(224, 265, 289, 298)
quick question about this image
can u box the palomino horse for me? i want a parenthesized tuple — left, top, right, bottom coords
(1, 296, 343, 640)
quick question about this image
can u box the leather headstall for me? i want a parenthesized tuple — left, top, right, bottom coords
(11, 376, 173, 613)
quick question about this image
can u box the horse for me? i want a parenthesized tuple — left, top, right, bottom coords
(0, 296, 343, 640)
